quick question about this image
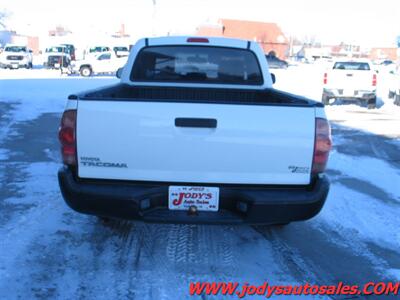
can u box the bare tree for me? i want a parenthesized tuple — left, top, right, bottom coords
(0, 10, 11, 29)
(0, 11, 9, 29)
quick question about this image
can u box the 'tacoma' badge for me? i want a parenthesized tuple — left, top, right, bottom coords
(80, 157, 128, 168)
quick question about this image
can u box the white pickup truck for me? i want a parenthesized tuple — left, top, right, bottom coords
(388, 69, 400, 106)
(0, 44, 33, 69)
(72, 52, 128, 76)
(322, 60, 377, 108)
(58, 36, 331, 225)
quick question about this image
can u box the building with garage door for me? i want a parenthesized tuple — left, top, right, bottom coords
(196, 19, 289, 59)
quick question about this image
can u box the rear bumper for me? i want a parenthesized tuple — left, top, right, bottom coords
(58, 167, 330, 225)
(323, 88, 376, 100)
(0, 62, 29, 68)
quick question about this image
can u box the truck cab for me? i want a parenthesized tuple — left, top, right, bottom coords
(43, 45, 71, 69)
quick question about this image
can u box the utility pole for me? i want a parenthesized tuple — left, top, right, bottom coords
(152, 0, 156, 36)
(289, 35, 294, 59)
(60, 46, 64, 75)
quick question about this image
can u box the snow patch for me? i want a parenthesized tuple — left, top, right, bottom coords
(1, 76, 118, 123)
(317, 183, 400, 250)
(0, 149, 9, 160)
(328, 150, 400, 201)
(387, 269, 400, 281)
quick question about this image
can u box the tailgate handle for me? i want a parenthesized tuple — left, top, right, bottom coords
(346, 73, 353, 77)
(175, 118, 217, 128)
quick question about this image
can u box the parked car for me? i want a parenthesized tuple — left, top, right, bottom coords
(322, 60, 377, 108)
(265, 54, 288, 69)
(380, 60, 394, 66)
(0, 44, 33, 69)
(43, 45, 71, 69)
(71, 51, 128, 76)
(58, 36, 331, 225)
(388, 70, 400, 105)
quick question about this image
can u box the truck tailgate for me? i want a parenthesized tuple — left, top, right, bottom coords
(77, 100, 315, 185)
(330, 70, 372, 90)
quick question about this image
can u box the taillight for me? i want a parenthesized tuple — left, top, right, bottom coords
(59, 110, 77, 166)
(323, 73, 328, 85)
(372, 73, 377, 86)
(312, 118, 332, 175)
(187, 37, 209, 43)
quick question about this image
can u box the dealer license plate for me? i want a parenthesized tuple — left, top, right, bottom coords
(168, 186, 219, 212)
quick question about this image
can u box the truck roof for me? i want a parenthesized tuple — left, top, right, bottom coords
(5, 43, 27, 47)
(143, 36, 250, 49)
(332, 58, 372, 64)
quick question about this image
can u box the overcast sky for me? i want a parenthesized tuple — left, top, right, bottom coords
(1, 0, 399, 47)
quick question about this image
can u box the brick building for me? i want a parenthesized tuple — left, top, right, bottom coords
(369, 48, 398, 61)
(0, 30, 39, 54)
(196, 19, 288, 58)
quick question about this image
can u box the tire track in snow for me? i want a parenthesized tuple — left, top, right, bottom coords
(255, 222, 399, 300)
(97, 222, 256, 300)
(88, 221, 186, 299)
(253, 226, 320, 284)
(165, 225, 235, 271)
(0, 102, 19, 142)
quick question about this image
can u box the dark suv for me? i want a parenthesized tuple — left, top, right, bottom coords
(265, 54, 289, 69)
(61, 44, 76, 61)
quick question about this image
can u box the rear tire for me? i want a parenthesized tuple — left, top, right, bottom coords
(96, 216, 113, 224)
(394, 94, 400, 106)
(388, 90, 395, 99)
(322, 93, 330, 105)
(367, 96, 377, 109)
(80, 66, 92, 77)
(272, 222, 290, 228)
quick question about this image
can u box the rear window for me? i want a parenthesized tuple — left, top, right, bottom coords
(114, 46, 128, 51)
(333, 62, 370, 71)
(131, 46, 263, 85)
(46, 47, 65, 53)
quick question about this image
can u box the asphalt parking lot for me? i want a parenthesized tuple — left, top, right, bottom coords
(0, 66, 399, 299)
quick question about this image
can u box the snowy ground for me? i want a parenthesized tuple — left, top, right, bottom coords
(0, 65, 399, 299)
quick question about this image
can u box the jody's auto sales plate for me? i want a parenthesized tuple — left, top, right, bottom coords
(168, 186, 219, 212)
